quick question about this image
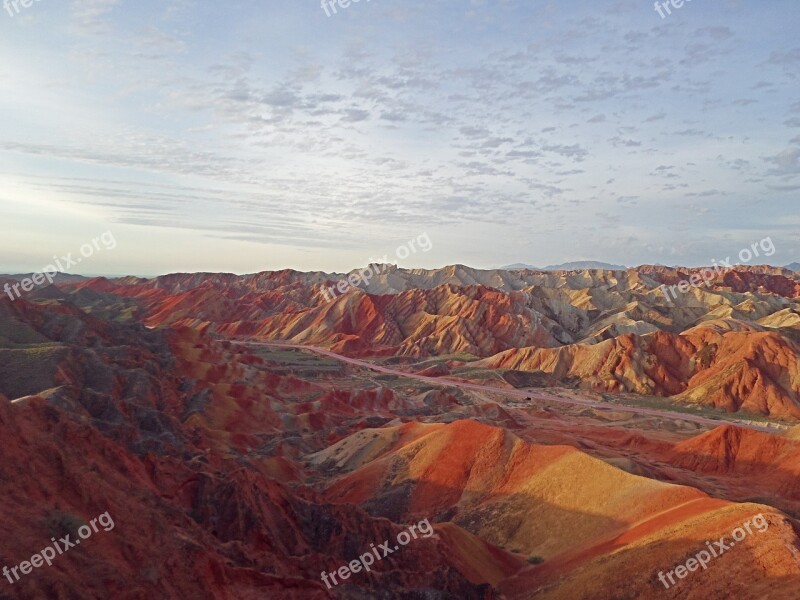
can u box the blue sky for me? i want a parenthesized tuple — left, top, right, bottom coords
(0, 0, 798, 275)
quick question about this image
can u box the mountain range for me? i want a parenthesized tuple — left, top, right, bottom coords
(501, 261, 628, 271)
(1, 263, 800, 598)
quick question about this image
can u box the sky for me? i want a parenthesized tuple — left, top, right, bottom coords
(0, 0, 798, 276)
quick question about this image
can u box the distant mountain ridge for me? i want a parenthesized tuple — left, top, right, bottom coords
(1, 273, 89, 284)
(787, 262, 800, 271)
(501, 261, 627, 271)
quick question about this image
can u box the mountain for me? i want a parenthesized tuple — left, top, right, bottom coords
(3, 274, 800, 598)
(2, 272, 89, 284)
(315, 420, 800, 599)
(47, 265, 800, 419)
(475, 326, 800, 418)
(501, 261, 627, 271)
(541, 260, 627, 271)
(786, 262, 800, 271)
(0, 296, 501, 599)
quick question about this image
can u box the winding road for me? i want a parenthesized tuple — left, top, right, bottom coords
(236, 340, 784, 434)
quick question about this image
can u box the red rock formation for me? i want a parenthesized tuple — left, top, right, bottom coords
(3, 264, 800, 598)
(477, 326, 800, 418)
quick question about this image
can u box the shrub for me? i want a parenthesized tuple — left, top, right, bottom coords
(45, 510, 87, 538)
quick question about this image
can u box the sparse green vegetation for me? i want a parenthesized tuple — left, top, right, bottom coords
(0, 317, 50, 347)
(248, 347, 343, 372)
(449, 367, 508, 383)
(0, 346, 65, 398)
(610, 394, 789, 429)
(402, 353, 478, 368)
(45, 510, 87, 538)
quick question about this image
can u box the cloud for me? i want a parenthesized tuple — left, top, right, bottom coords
(764, 147, 800, 177)
(542, 144, 589, 162)
(2, 1, 799, 271)
(341, 108, 370, 122)
(71, 0, 120, 34)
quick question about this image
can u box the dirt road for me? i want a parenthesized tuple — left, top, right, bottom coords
(237, 340, 782, 434)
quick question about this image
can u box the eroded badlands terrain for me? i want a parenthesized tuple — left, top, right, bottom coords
(1, 264, 799, 598)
